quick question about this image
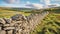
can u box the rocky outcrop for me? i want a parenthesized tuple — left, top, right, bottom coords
(0, 11, 49, 34)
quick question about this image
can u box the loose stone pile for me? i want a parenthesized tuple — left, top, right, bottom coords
(0, 11, 49, 34)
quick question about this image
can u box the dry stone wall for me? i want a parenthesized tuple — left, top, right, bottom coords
(0, 11, 49, 34)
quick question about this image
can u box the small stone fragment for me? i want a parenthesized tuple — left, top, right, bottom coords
(0, 18, 6, 24)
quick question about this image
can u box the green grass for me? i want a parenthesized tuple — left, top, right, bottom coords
(30, 13, 60, 34)
(0, 8, 60, 34)
(0, 9, 31, 18)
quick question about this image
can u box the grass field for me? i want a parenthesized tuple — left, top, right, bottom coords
(0, 9, 31, 18)
(29, 7, 60, 34)
(30, 13, 60, 34)
(0, 8, 60, 34)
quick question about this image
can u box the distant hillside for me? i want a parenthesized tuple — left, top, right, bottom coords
(0, 7, 35, 11)
(0, 6, 60, 12)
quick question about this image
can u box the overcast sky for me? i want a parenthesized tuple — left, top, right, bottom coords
(0, 0, 60, 8)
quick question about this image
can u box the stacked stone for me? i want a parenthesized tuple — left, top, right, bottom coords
(0, 11, 49, 34)
(26, 11, 49, 32)
(0, 18, 14, 34)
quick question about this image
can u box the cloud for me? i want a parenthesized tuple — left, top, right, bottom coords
(4, 0, 20, 4)
(56, 4, 60, 6)
(26, 1, 30, 4)
(40, 0, 44, 2)
(25, 3, 43, 9)
(52, 0, 60, 2)
(44, 0, 51, 5)
(44, 3, 60, 8)
(50, 3, 60, 6)
(39, 0, 51, 5)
